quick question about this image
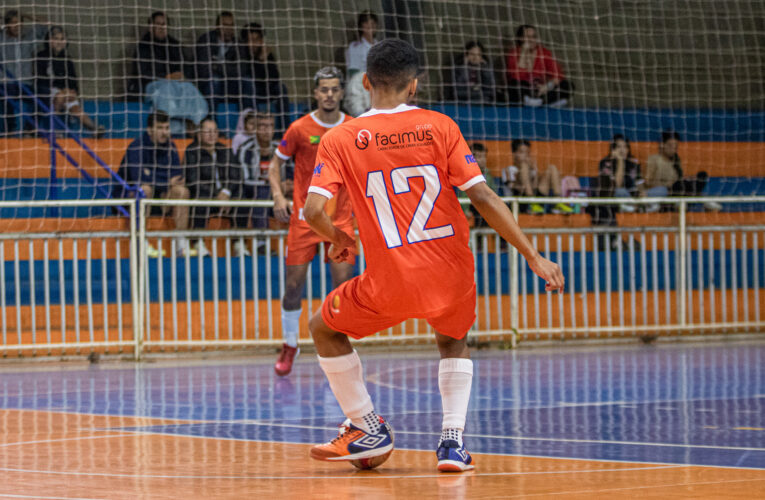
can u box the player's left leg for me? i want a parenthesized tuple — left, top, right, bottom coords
(308, 310, 393, 462)
(428, 291, 477, 472)
(274, 262, 310, 376)
(434, 333, 475, 472)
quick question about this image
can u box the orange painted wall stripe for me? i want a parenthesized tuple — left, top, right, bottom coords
(1, 139, 762, 179)
(484, 140, 765, 178)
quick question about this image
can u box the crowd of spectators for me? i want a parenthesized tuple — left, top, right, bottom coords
(0, 8, 724, 249)
(1, 8, 577, 136)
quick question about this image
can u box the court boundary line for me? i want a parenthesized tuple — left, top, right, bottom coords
(0, 462, 684, 480)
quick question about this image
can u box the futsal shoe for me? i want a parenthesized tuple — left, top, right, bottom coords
(274, 343, 299, 376)
(310, 417, 394, 462)
(436, 440, 475, 472)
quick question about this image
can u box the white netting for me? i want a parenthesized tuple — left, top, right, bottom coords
(0, 0, 763, 222)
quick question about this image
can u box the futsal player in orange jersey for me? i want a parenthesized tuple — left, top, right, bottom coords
(303, 39, 564, 471)
(268, 66, 355, 376)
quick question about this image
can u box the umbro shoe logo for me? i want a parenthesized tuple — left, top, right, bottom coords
(353, 434, 387, 449)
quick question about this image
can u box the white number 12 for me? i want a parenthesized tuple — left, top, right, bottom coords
(365, 164, 454, 249)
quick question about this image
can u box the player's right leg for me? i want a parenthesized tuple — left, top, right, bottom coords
(274, 262, 310, 376)
(307, 309, 393, 462)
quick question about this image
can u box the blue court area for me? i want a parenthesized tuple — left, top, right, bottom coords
(1, 341, 763, 469)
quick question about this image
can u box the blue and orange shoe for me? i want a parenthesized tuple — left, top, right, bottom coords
(310, 417, 394, 462)
(437, 439, 475, 472)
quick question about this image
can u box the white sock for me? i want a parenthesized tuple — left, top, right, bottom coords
(317, 350, 375, 432)
(439, 358, 473, 445)
(439, 428, 463, 447)
(281, 306, 301, 347)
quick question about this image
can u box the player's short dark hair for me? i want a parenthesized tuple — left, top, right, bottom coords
(661, 130, 681, 143)
(470, 142, 487, 153)
(366, 38, 419, 92)
(149, 11, 167, 25)
(511, 138, 531, 152)
(215, 11, 233, 25)
(313, 66, 345, 88)
(241, 22, 263, 41)
(147, 110, 170, 128)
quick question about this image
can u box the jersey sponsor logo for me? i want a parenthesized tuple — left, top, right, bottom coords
(313, 162, 325, 175)
(355, 129, 372, 150)
(309, 135, 321, 145)
(280, 139, 287, 147)
(374, 128, 434, 151)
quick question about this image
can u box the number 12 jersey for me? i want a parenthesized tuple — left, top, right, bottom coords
(309, 104, 485, 315)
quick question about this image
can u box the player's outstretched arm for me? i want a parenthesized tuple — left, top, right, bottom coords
(466, 182, 565, 293)
(304, 192, 356, 263)
(268, 155, 291, 222)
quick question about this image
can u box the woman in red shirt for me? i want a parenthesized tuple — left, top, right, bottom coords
(505, 25, 573, 107)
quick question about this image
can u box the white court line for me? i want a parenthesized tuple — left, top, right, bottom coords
(0, 464, 681, 481)
(0, 434, 133, 448)
(0, 494, 102, 500)
(505, 476, 765, 498)
(146, 419, 765, 453)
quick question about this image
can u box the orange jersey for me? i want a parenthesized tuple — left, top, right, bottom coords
(276, 111, 353, 229)
(309, 104, 485, 315)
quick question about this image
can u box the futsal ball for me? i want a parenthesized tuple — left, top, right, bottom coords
(350, 449, 393, 470)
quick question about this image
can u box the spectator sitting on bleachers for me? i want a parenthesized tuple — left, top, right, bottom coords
(345, 10, 378, 79)
(194, 11, 237, 118)
(596, 134, 645, 213)
(228, 22, 290, 134)
(231, 109, 292, 253)
(500, 138, 573, 214)
(645, 130, 721, 212)
(505, 24, 573, 108)
(183, 116, 241, 257)
(0, 9, 47, 134)
(35, 26, 102, 136)
(131, 11, 185, 95)
(467, 142, 499, 227)
(451, 41, 496, 104)
(113, 111, 196, 257)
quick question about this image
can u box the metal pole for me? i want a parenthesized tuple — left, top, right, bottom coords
(678, 200, 687, 327)
(510, 200, 519, 347)
(134, 199, 144, 360)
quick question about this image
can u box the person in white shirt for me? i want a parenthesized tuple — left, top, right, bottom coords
(344, 10, 378, 78)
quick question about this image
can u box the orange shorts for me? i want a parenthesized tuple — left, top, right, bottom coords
(321, 276, 476, 339)
(285, 221, 356, 266)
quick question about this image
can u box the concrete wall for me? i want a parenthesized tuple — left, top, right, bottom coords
(8, 0, 764, 108)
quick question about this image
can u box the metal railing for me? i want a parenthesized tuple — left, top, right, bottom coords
(1, 196, 763, 358)
(0, 200, 138, 357)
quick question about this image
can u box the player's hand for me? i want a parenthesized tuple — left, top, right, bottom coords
(528, 253, 564, 293)
(273, 194, 292, 222)
(328, 229, 356, 264)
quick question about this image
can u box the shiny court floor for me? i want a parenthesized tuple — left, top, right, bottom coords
(1, 340, 764, 498)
